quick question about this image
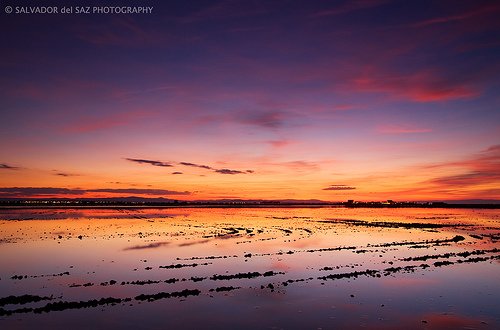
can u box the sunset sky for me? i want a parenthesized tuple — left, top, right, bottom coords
(1, 0, 499, 201)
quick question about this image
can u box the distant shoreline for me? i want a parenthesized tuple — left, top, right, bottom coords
(0, 203, 499, 210)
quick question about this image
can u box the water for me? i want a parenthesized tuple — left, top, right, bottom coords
(0, 207, 499, 329)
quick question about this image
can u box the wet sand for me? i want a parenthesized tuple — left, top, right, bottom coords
(0, 207, 499, 329)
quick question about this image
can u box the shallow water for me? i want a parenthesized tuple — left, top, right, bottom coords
(0, 207, 499, 329)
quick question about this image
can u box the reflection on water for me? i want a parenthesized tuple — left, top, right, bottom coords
(0, 207, 498, 329)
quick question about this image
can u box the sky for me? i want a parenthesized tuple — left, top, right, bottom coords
(1, 0, 499, 201)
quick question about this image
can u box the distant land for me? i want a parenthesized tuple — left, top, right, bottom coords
(426, 199, 500, 204)
(0, 197, 499, 209)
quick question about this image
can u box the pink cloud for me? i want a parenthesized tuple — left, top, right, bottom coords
(426, 145, 500, 187)
(331, 104, 359, 111)
(266, 140, 294, 148)
(376, 124, 432, 134)
(343, 145, 500, 200)
(351, 69, 480, 102)
(281, 160, 319, 172)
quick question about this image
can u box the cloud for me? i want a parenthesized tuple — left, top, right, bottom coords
(351, 69, 479, 102)
(53, 171, 79, 177)
(179, 161, 252, 175)
(117, 85, 176, 98)
(88, 188, 191, 196)
(267, 140, 294, 148)
(430, 172, 495, 186)
(126, 158, 253, 176)
(236, 110, 285, 128)
(0, 163, 19, 170)
(376, 124, 432, 134)
(282, 161, 319, 171)
(126, 158, 172, 167)
(214, 168, 246, 175)
(179, 162, 213, 170)
(323, 185, 356, 191)
(0, 187, 86, 197)
(106, 181, 144, 187)
(0, 187, 191, 198)
(427, 145, 500, 187)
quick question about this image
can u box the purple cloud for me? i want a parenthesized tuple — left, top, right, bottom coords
(0, 187, 190, 197)
(126, 158, 172, 167)
(0, 187, 86, 197)
(323, 185, 356, 191)
(0, 163, 19, 170)
(88, 188, 190, 196)
(215, 169, 246, 175)
(179, 162, 213, 170)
